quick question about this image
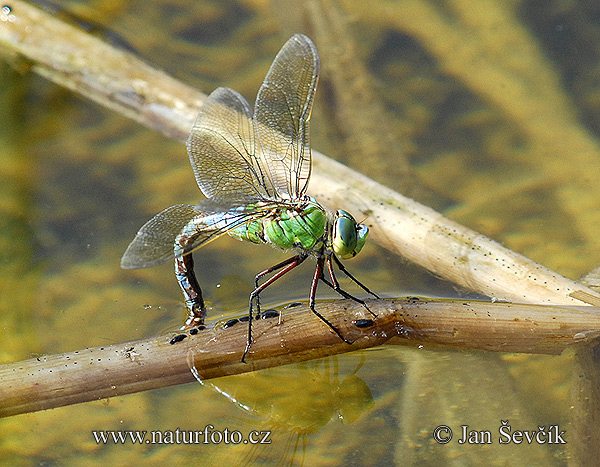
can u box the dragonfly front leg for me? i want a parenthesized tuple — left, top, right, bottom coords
(242, 254, 308, 363)
(175, 252, 206, 328)
(332, 254, 379, 299)
(308, 256, 352, 344)
(322, 255, 377, 318)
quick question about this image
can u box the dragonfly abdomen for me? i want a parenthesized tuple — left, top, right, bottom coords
(174, 212, 236, 258)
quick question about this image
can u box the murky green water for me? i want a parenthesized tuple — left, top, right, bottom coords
(3, 0, 600, 465)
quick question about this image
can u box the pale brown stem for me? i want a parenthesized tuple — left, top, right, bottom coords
(2, 298, 600, 418)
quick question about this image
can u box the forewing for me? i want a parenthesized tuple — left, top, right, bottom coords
(254, 34, 320, 199)
(187, 87, 278, 200)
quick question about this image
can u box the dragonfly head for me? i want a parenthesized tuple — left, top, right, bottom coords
(332, 210, 368, 259)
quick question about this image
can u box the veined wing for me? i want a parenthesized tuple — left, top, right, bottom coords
(187, 87, 279, 200)
(254, 33, 320, 199)
(121, 199, 279, 269)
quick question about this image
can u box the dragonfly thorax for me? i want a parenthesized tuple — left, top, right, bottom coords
(229, 196, 328, 253)
(228, 199, 369, 260)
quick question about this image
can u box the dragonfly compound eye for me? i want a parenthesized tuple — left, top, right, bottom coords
(333, 210, 360, 259)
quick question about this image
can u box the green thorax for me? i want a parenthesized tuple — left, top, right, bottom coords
(229, 197, 328, 252)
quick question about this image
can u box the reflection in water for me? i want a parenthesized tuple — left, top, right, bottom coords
(188, 352, 374, 466)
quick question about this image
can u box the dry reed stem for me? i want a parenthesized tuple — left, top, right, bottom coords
(2, 298, 600, 417)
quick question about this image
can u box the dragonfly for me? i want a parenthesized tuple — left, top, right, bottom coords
(121, 34, 378, 361)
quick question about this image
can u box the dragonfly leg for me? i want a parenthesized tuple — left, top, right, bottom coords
(242, 254, 308, 363)
(332, 254, 380, 299)
(251, 255, 309, 316)
(175, 252, 206, 328)
(308, 256, 353, 344)
(322, 255, 377, 318)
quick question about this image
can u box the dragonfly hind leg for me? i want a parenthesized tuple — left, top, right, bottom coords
(242, 254, 309, 362)
(175, 252, 207, 328)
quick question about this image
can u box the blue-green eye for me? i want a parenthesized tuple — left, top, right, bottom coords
(332, 210, 368, 259)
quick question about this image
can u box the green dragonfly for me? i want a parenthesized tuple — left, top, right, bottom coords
(121, 34, 378, 360)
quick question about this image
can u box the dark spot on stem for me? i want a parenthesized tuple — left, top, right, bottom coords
(353, 318, 374, 328)
(259, 309, 280, 319)
(224, 318, 239, 328)
(169, 334, 187, 345)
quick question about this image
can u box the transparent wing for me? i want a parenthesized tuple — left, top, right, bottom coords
(121, 200, 279, 269)
(121, 205, 201, 269)
(254, 33, 320, 199)
(187, 87, 279, 200)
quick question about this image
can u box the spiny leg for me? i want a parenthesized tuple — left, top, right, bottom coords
(175, 251, 206, 328)
(332, 254, 380, 299)
(323, 255, 377, 318)
(308, 256, 352, 345)
(242, 254, 308, 363)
